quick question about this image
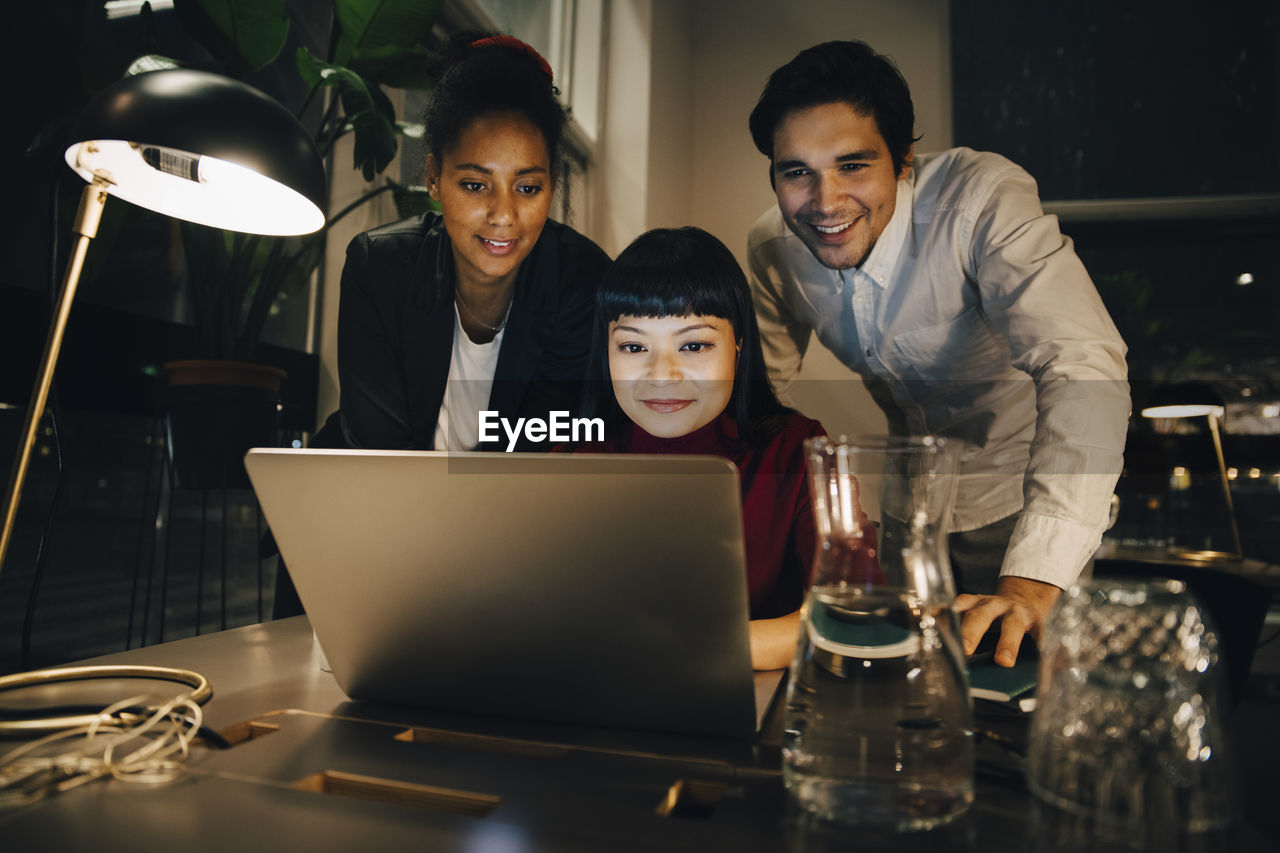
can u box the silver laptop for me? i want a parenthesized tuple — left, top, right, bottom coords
(244, 448, 760, 738)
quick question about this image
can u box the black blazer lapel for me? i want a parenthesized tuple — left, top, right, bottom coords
(401, 221, 455, 448)
(400, 302, 452, 448)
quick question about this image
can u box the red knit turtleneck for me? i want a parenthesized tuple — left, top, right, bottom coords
(577, 413, 825, 618)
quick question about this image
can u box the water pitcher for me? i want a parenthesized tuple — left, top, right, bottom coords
(783, 435, 972, 830)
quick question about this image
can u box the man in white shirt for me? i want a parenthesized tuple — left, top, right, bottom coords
(746, 41, 1129, 666)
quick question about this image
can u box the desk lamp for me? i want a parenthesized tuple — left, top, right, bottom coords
(1140, 381, 1243, 561)
(0, 68, 327, 578)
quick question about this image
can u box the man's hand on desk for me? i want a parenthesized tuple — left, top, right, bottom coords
(954, 576, 1061, 667)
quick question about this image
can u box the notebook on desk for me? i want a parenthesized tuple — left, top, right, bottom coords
(244, 448, 764, 738)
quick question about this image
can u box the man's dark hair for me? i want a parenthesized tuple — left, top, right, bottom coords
(748, 40, 919, 177)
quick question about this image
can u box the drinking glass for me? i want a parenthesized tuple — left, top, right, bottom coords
(783, 435, 971, 831)
(1027, 578, 1237, 851)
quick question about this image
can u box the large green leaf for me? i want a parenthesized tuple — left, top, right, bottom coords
(296, 45, 328, 89)
(172, 0, 241, 75)
(195, 0, 290, 71)
(298, 47, 398, 181)
(331, 0, 443, 68)
(242, 235, 315, 307)
(349, 43, 435, 90)
(278, 236, 326, 300)
(388, 179, 439, 219)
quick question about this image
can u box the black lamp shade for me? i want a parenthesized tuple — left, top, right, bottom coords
(63, 68, 327, 235)
(1141, 381, 1225, 419)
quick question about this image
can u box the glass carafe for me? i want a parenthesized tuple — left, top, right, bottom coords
(783, 435, 971, 830)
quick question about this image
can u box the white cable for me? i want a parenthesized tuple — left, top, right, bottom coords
(0, 692, 204, 807)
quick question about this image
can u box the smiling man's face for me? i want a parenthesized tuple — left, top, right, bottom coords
(771, 101, 909, 270)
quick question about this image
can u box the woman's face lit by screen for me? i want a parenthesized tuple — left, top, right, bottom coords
(607, 314, 739, 438)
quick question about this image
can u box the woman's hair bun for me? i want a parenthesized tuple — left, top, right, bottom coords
(467, 34, 554, 81)
(423, 30, 567, 164)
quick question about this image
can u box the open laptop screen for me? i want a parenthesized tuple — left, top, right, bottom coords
(245, 448, 759, 738)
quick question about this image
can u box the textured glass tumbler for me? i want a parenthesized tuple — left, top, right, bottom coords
(1027, 579, 1237, 851)
(783, 436, 971, 831)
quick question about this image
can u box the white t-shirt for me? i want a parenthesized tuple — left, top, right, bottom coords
(433, 306, 504, 451)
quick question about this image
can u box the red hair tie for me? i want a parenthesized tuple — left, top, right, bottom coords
(469, 35, 554, 81)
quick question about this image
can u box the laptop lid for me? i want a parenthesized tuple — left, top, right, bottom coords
(244, 448, 758, 738)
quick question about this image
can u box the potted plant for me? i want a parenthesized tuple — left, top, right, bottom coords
(157, 0, 440, 487)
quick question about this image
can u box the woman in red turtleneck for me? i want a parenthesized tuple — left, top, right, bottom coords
(574, 227, 875, 670)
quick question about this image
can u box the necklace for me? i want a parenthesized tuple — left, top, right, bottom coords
(454, 287, 512, 334)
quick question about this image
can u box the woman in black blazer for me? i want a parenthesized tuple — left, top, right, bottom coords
(277, 35, 610, 616)
(328, 33, 610, 452)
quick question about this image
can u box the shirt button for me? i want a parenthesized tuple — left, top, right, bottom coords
(864, 348, 873, 357)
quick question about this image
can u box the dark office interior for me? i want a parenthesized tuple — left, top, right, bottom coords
(0, 2, 1278, 850)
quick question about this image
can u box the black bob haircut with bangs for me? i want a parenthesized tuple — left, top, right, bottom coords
(580, 227, 793, 443)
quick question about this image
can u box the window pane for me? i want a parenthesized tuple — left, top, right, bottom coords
(472, 0, 554, 68)
(570, 0, 603, 141)
(951, 1, 1280, 200)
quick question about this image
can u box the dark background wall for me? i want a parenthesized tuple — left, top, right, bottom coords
(951, 0, 1280, 200)
(951, 0, 1280, 562)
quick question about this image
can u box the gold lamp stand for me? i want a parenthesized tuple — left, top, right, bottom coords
(0, 178, 111, 573)
(1142, 382, 1244, 563)
(0, 67, 328, 580)
(1171, 407, 1243, 562)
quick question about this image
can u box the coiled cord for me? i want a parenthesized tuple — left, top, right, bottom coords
(0, 664, 212, 807)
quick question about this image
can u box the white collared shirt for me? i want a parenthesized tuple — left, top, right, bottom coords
(748, 147, 1130, 589)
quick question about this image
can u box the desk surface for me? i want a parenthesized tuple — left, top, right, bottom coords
(2, 617, 1276, 851)
(1095, 543, 1280, 591)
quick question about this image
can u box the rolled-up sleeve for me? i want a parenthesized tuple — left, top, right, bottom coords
(968, 166, 1131, 588)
